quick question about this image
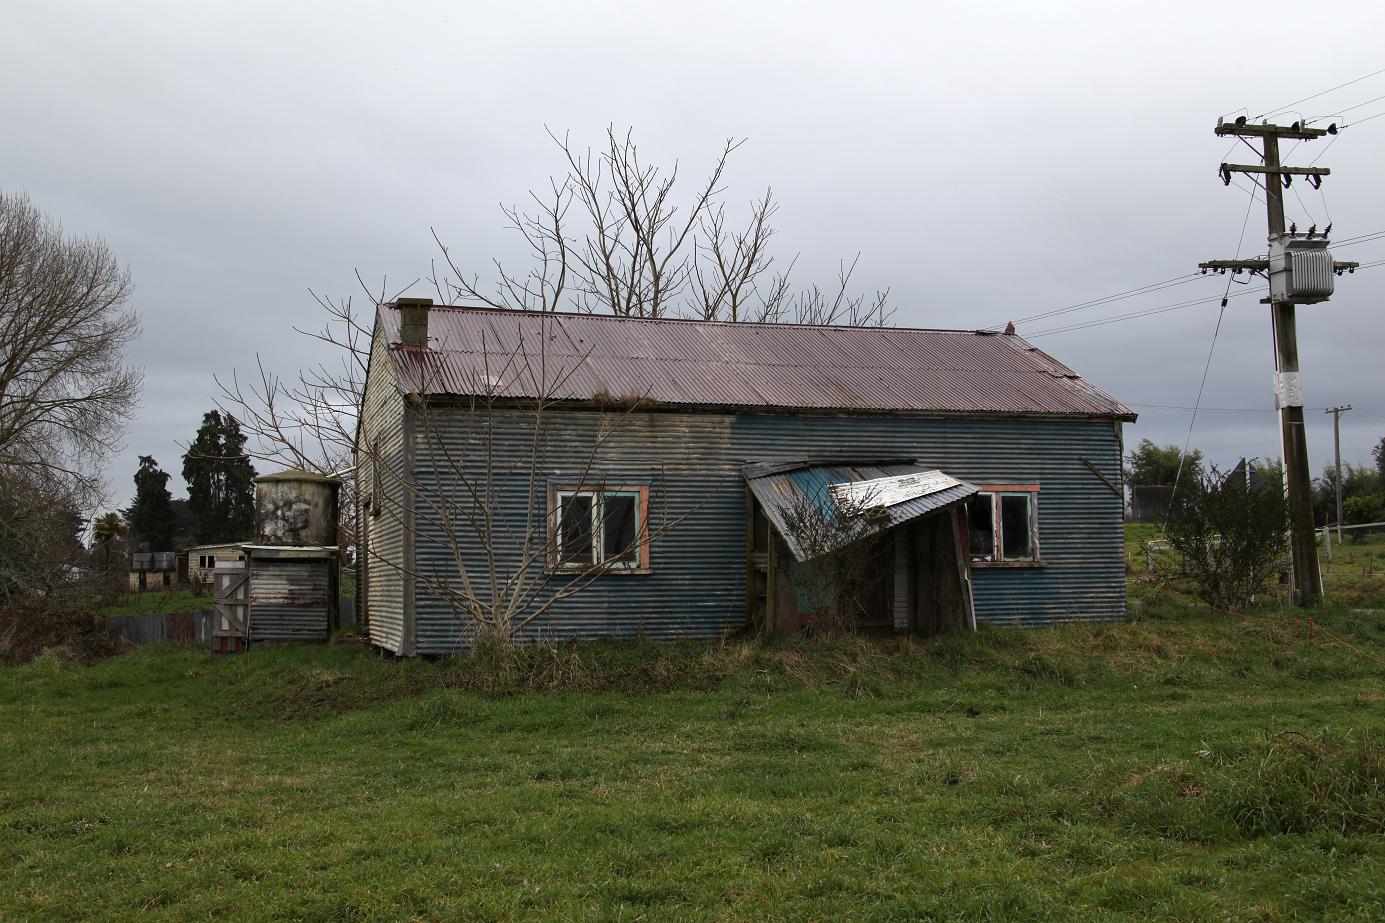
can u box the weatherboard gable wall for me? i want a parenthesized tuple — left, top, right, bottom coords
(359, 326, 410, 654)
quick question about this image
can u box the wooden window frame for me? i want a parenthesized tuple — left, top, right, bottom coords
(547, 482, 651, 574)
(969, 483, 1043, 568)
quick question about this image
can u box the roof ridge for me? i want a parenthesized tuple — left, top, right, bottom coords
(387, 302, 996, 336)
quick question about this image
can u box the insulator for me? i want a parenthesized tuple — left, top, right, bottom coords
(1328, 123, 1338, 135)
(1308, 174, 1323, 190)
(1236, 115, 1248, 126)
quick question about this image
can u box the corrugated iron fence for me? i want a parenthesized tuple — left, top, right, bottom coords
(112, 597, 356, 648)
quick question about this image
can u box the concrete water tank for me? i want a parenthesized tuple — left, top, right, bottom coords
(254, 470, 341, 547)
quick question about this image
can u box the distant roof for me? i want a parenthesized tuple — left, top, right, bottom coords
(378, 304, 1134, 419)
(256, 470, 341, 484)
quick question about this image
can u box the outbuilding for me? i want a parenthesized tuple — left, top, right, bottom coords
(356, 299, 1135, 655)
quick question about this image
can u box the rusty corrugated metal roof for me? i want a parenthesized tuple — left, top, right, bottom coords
(380, 304, 1135, 418)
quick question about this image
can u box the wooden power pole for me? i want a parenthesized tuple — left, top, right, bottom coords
(1198, 118, 1358, 606)
(1326, 404, 1351, 543)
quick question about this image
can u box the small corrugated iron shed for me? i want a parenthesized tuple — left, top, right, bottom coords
(377, 305, 1135, 418)
(744, 460, 979, 561)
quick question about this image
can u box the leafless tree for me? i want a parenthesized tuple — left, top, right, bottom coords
(0, 192, 140, 598)
(218, 129, 891, 559)
(0, 466, 87, 599)
(0, 192, 141, 499)
(361, 320, 718, 643)
(433, 126, 892, 325)
(211, 277, 412, 542)
(778, 482, 889, 632)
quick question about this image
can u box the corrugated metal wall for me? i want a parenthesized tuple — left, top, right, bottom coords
(406, 407, 1126, 653)
(360, 329, 408, 653)
(248, 560, 331, 642)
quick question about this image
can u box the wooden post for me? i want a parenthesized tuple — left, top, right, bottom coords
(1262, 132, 1323, 605)
(1326, 405, 1351, 543)
(1201, 120, 1352, 605)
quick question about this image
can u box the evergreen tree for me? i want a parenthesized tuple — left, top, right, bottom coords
(127, 456, 176, 551)
(182, 411, 257, 543)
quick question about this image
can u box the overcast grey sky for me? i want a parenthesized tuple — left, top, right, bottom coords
(4, 1, 1383, 511)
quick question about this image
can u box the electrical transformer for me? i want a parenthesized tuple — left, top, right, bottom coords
(1269, 234, 1334, 304)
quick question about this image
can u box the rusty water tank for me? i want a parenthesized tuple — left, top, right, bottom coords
(254, 470, 341, 547)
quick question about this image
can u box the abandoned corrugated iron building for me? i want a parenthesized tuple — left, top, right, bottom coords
(357, 299, 1135, 656)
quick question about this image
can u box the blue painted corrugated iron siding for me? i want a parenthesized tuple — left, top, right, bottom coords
(408, 408, 1125, 653)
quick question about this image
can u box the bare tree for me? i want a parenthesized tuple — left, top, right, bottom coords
(0, 192, 140, 599)
(360, 319, 718, 643)
(0, 192, 141, 498)
(0, 466, 86, 599)
(434, 126, 892, 325)
(777, 482, 889, 633)
(212, 279, 407, 543)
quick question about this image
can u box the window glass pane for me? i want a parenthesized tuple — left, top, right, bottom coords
(967, 494, 995, 559)
(603, 494, 639, 564)
(559, 494, 594, 564)
(1001, 494, 1032, 559)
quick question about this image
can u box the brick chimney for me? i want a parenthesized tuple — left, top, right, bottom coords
(397, 297, 432, 348)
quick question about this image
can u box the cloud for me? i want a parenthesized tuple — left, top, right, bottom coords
(3, 0, 1383, 507)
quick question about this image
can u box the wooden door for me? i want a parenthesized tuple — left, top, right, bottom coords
(213, 564, 248, 651)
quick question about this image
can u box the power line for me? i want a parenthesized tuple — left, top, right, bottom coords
(986, 273, 1211, 330)
(1028, 257, 1385, 338)
(1129, 402, 1289, 413)
(1162, 301, 1229, 534)
(1256, 65, 1385, 121)
(1344, 109, 1385, 128)
(1310, 92, 1385, 120)
(1026, 289, 1258, 337)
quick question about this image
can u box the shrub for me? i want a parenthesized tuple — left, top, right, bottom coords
(0, 598, 129, 664)
(1166, 466, 1289, 610)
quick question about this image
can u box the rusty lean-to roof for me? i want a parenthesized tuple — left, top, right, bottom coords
(745, 460, 979, 561)
(378, 304, 1135, 419)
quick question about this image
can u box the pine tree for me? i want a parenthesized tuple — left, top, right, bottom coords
(221, 415, 257, 540)
(182, 411, 257, 543)
(127, 456, 176, 551)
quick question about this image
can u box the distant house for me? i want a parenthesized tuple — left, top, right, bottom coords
(185, 542, 246, 585)
(356, 299, 1135, 656)
(128, 552, 177, 592)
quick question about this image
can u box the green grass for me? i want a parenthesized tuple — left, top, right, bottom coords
(4, 598, 1385, 920)
(98, 589, 214, 617)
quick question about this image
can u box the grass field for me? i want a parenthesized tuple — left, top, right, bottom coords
(3, 598, 1385, 920)
(97, 589, 214, 617)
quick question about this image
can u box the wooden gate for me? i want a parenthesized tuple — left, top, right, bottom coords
(213, 562, 249, 653)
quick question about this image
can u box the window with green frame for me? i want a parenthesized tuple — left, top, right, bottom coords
(967, 485, 1039, 563)
(551, 484, 649, 571)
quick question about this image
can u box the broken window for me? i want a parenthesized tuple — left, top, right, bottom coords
(602, 493, 639, 564)
(1000, 494, 1033, 559)
(553, 486, 648, 570)
(557, 491, 596, 565)
(967, 494, 995, 559)
(968, 486, 1039, 563)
